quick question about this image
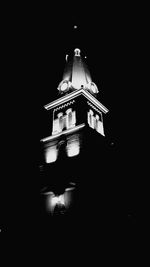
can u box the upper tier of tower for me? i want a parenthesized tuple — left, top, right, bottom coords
(57, 48, 99, 96)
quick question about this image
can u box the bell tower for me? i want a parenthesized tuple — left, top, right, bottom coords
(39, 48, 109, 217)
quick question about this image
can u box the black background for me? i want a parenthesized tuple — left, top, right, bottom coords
(1, 3, 147, 257)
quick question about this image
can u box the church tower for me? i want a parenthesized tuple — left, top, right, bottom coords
(39, 48, 109, 217)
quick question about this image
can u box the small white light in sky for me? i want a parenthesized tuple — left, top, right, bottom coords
(74, 25, 77, 29)
(85, 56, 87, 58)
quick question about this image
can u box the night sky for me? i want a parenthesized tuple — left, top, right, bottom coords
(2, 6, 145, 247)
(33, 13, 139, 226)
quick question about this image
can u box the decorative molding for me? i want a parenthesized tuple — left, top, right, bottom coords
(44, 89, 109, 114)
(83, 89, 108, 113)
(87, 101, 102, 115)
(54, 100, 75, 112)
(41, 123, 85, 143)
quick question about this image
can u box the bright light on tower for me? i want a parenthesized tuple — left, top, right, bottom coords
(51, 195, 65, 206)
(67, 140, 80, 157)
(61, 82, 68, 91)
(45, 146, 57, 163)
(47, 194, 66, 214)
(44, 189, 74, 214)
(51, 196, 58, 206)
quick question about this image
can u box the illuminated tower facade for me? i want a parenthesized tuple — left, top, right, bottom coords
(40, 48, 109, 217)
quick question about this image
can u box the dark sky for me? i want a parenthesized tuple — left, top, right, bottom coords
(28, 14, 122, 120)
(24, 12, 124, 101)
(27, 12, 138, 145)
(4, 6, 144, 220)
(32, 12, 143, 220)
(2, 5, 146, 238)
(24, 10, 141, 116)
(19, 10, 143, 163)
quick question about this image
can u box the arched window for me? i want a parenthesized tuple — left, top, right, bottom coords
(66, 108, 72, 129)
(95, 113, 104, 136)
(52, 118, 60, 135)
(66, 135, 80, 157)
(58, 112, 64, 131)
(87, 109, 94, 128)
(95, 114, 100, 131)
(45, 145, 58, 163)
(66, 109, 76, 129)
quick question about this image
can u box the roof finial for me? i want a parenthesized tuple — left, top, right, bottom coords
(74, 48, 81, 57)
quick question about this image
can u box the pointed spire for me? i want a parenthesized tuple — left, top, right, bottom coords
(71, 48, 90, 89)
(58, 49, 99, 95)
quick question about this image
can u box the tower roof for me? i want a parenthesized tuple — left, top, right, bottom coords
(58, 48, 99, 95)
